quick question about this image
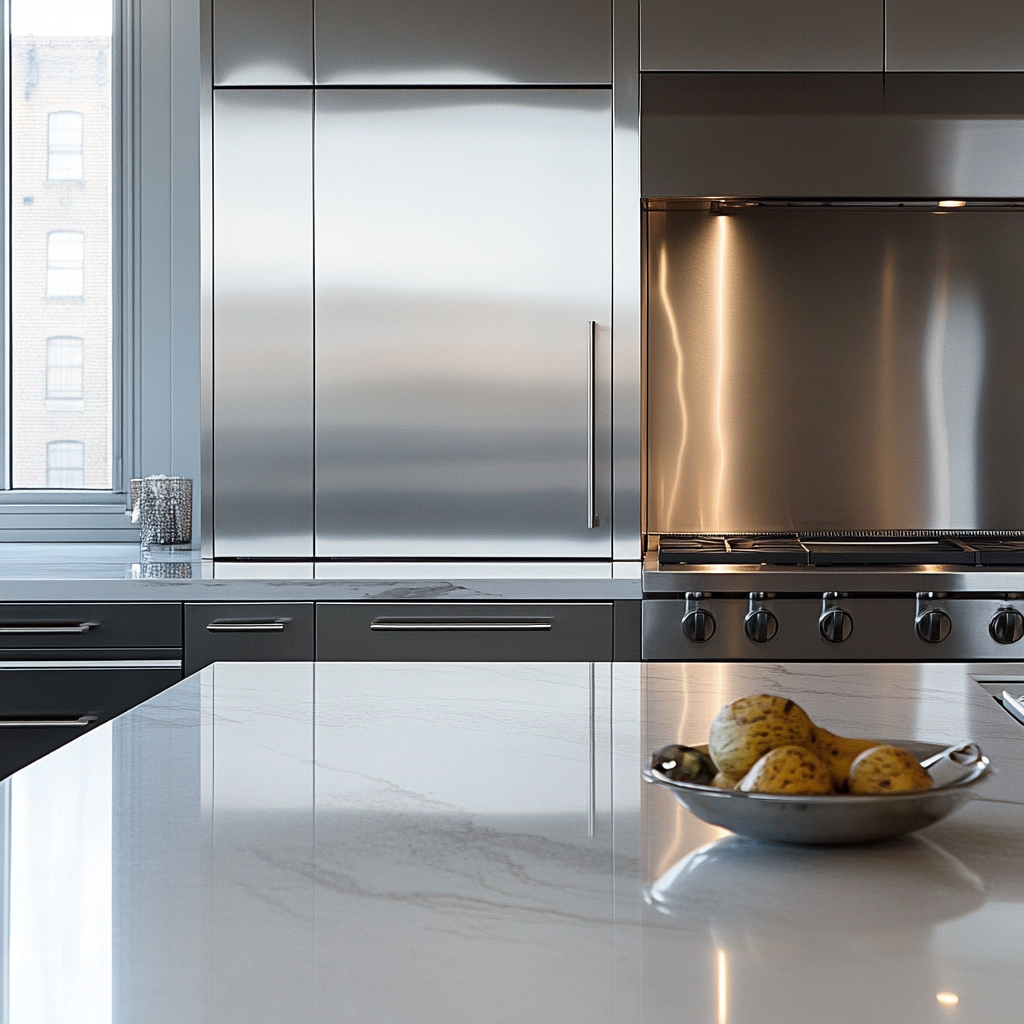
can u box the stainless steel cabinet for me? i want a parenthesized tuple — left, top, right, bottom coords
(641, 0, 883, 71)
(213, 0, 314, 85)
(314, 89, 612, 559)
(184, 603, 315, 674)
(314, 0, 610, 84)
(886, 0, 1024, 70)
(213, 90, 314, 558)
(316, 602, 614, 660)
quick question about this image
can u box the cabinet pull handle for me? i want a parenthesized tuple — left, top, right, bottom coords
(587, 320, 597, 529)
(370, 619, 553, 632)
(0, 660, 181, 669)
(207, 619, 289, 632)
(0, 716, 96, 728)
(0, 622, 97, 634)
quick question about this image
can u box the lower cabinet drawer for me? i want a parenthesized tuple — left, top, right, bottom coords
(0, 602, 181, 650)
(0, 662, 182, 780)
(316, 603, 614, 661)
(184, 603, 315, 675)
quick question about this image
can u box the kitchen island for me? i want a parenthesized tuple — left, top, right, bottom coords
(5, 660, 1023, 1024)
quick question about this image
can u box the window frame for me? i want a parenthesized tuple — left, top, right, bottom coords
(0, 0, 137, 535)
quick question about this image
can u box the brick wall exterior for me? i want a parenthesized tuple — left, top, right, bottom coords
(10, 34, 113, 489)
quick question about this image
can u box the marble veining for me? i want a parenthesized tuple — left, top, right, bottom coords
(4, 659, 1024, 1023)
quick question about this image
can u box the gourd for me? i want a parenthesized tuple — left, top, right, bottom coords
(847, 745, 934, 794)
(708, 694, 815, 777)
(807, 728, 878, 788)
(710, 772, 743, 790)
(708, 693, 880, 788)
(737, 745, 835, 795)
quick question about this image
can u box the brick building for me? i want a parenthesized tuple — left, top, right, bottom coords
(10, 33, 112, 489)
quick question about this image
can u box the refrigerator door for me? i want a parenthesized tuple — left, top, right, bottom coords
(213, 90, 314, 558)
(314, 89, 612, 558)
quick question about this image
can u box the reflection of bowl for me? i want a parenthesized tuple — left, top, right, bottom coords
(643, 740, 990, 845)
(646, 833, 986, 934)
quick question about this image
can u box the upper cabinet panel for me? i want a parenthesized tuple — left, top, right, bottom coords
(213, 0, 314, 85)
(314, 0, 611, 85)
(887, 0, 1024, 70)
(641, 0, 883, 71)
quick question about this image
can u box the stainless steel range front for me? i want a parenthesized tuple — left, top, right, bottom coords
(643, 535, 1024, 660)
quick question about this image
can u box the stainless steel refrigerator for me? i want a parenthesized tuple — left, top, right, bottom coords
(212, 88, 612, 559)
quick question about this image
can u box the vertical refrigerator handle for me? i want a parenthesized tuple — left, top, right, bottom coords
(588, 320, 598, 529)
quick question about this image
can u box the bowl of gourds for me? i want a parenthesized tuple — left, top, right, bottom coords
(643, 694, 991, 845)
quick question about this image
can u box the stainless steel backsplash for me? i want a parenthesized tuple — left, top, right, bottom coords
(646, 205, 1024, 534)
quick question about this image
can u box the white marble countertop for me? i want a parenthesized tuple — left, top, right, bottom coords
(5, 660, 1024, 1023)
(0, 543, 642, 600)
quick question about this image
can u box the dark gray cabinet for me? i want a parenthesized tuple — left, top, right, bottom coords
(184, 603, 315, 674)
(641, 0, 883, 71)
(0, 664, 183, 780)
(315, 0, 610, 84)
(316, 602, 614, 661)
(213, 0, 314, 85)
(0, 603, 181, 652)
(886, 0, 1024, 70)
(0, 603, 183, 779)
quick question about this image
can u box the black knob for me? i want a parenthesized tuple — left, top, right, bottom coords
(819, 608, 854, 644)
(744, 608, 778, 644)
(916, 608, 951, 644)
(682, 609, 716, 643)
(990, 607, 1024, 645)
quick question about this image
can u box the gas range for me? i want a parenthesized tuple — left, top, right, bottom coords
(643, 534, 1024, 661)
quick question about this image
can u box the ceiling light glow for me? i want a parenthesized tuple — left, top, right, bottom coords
(936, 992, 959, 1006)
(938, 200, 967, 208)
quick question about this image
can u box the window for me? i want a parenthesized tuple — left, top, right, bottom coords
(46, 440, 86, 487)
(46, 230, 85, 297)
(48, 110, 83, 180)
(7, 0, 116, 496)
(46, 335, 84, 399)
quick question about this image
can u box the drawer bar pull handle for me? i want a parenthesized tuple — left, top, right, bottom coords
(0, 622, 97, 634)
(207, 620, 289, 632)
(0, 716, 97, 728)
(370, 620, 553, 632)
(0, 660, 181, 670)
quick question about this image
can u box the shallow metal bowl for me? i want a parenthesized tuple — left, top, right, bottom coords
(642, 740, 991, 845)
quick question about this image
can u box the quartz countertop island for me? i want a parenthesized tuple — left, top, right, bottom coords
(6, 660, 1024, 1024)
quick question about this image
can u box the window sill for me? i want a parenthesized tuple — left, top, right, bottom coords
(0, 495, 139, 542)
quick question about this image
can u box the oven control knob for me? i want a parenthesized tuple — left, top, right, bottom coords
(989, 607, 1024, 645)
(916, 609, 951, 644)
(819, 608, 853, 644)
(745, 608, 778, 644)
(682, 608, 716, 643)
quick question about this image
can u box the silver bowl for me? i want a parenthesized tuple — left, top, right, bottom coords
(642, 740, 992, 845)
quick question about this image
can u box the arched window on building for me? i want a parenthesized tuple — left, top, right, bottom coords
(46, 440, 85, 488)
(46, 336, 85, 400)
(46, 231, 84, 297)
(48, 111, 84, 180)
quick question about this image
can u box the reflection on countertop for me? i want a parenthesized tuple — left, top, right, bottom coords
(4, 660, 1024, 1023)
(0, 543, 642, 600)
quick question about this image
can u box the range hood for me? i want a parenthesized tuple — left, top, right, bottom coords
(642, 73, 1024, 199)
